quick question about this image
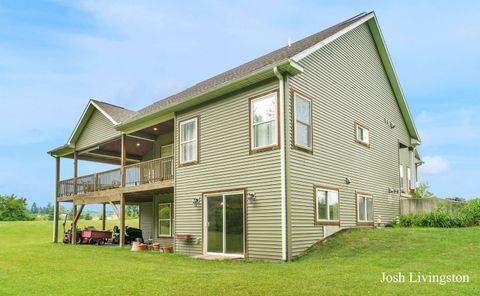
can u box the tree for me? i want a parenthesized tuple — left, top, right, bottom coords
(412, 183, 435, 199)
(126, 205, 139, 218)
(84, 213, 93, 220)
(30, 202, 39, 214)
(0, 195, 34, 221)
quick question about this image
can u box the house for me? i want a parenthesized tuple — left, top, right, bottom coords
(48, 11, 422, 261)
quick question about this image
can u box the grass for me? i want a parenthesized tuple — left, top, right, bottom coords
(0, 221, 479, 295)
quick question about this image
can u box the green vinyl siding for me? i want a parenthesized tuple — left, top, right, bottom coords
(142, 131, 174, 161)
(139, 193, 174, 246)
(76, 110, 120, 150)
(174, 80, 283, 260)
(287, 24, 412, 257)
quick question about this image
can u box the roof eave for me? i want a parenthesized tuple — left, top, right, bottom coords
(115, 59, 303, 133)
(48, 143, 75, 157)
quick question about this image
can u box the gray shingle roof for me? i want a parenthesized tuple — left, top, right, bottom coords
(120, 12, 369, 125)
(91, 100, 137, 123)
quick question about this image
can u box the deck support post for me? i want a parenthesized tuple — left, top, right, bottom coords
(73, 152, 78, 194)
(53, 157, 60, 243)
(71, 204, 77, 244)
(121, 134, 126, 187)
(119, 194, 125, 247)
(102, 203, 106, 230)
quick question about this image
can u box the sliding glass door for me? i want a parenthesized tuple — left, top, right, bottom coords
(205, 192, 244, 255)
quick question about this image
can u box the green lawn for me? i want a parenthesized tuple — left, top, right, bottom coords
(0, 221, 478, 295)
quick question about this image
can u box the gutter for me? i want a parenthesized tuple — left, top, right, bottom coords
(274, 66, 287, 262)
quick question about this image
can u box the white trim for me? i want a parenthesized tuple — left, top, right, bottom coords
(357, 194, 374, 222)
(291, 13, 374, 61)
(179, 117, 198, 164)
(67, 100, 118, 145)
(293, 93, 312, 150)
(315, 187, 340, 222)
(250, 92, 278, 150)
(91, 101, 118, 125)
(274, 67, 287, 261)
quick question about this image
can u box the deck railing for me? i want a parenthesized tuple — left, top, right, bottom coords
(125, 156, 174, 187)
(57, 156, 174, 197)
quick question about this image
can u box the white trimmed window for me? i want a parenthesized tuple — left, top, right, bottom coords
(399, 165, 404, 190)
(355, 123, 370, 145)
(251, 92, 278, 150)
(407, 167, 412, 190)
(179, 118, 198, 164)
(316, 187, 339, 222)
(158, 203, 172, 237)
(357, 194, 373, 222)
(294, 93, 312, 149)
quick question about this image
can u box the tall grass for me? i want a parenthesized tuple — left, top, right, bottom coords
(399, 198, 480, 228)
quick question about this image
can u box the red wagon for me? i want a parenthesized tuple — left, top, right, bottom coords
(81, 229, 112, 245)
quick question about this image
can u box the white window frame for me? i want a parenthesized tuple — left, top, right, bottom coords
(294, 93, 312, 150)
(355, 123, 370, 146)
(179, 117, 198, 164)
(250, 92, 278, 150)
(315, 187, 339, 222)
(158, 202, 172, 237)
(357, 194, 373, 222)
(407, 167, 412, 190)
(399, 164, 404, 190)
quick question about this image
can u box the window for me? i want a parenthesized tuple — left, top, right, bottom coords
(399, 165, 404, 190)
(355, 123, 370, 146)
(407, 167, 412, 190)
(357, 194, 373, 223)
(161, 144, 173, 158)
(315, 187, 339, 223)
(294, 93, 312, 150)
(179, 118, 198, 164)
(250, 92, 278, 150)
(158, 203, 172, 237)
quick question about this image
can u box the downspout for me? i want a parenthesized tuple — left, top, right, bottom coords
(274, 66, 287, 261)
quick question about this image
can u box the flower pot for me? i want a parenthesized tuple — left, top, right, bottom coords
(163, 246, 173, 253)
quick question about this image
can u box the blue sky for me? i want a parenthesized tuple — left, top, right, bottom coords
(0, 1, 479, 206)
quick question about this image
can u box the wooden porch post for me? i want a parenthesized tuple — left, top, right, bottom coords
(121, 134, 126, 187)
(71, 204, 77, 245)
(53, 157, 60, 243)
(119, 194, 125, 247)
(73, 151, 78, 194)
(102, 203, 106, 230)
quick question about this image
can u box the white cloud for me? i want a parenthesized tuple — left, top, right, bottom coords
(420, 155, 449, 175)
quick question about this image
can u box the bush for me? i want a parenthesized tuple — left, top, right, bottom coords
(399, 198, 480, 228)
(0, 195, 34, 221)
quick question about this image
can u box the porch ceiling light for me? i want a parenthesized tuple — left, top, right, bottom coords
(136, 143, 141, 147)
(247, 192, 256, 203)
(153, 127, 158, 131)
(193, 196, 201, 207)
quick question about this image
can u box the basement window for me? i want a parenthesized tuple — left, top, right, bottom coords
(357, 194, 373, 223)
(315, 186, 339, 223)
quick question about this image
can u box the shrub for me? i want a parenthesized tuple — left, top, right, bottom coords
(399, 198, 480, 228)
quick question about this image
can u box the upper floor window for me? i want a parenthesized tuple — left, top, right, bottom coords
(179, 117, 198, 164)
(294, 93, 312, 150)
(250, 92, 278, 151)
(357, 194, 373, 223)
(355, 123, 370, 146)
(315, 186, 339, 223)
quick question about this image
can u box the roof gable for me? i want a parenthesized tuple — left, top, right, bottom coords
(68, 100, 132, 145)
